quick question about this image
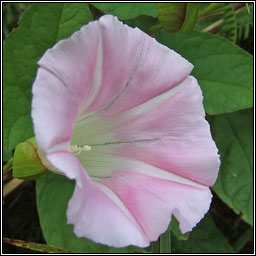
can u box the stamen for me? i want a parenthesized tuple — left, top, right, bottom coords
(71, 144, 91, 155)
(82, 145, 92, 151)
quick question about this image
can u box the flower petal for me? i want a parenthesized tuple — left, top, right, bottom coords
(46, 151, 85, 187)
(100, 171, 212, 237)
(32, 14, 220, 248)
(33, 14, 193, 153)
(46, 151, 149, 247)
(32, 68, 79, 153)
(75, 144, 208, 189)
(46, 151, 211, 246)
(39, 15, 193, 119)
(37, 20, 100, 113)
(32, 20, 101, 153)
(85, 15, 193, 116)
(72, 76, 220, 186)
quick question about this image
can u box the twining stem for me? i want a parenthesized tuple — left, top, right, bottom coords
(198, 3, 224, 18)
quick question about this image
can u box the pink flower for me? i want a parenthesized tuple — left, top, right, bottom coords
(31, 15, 220, 248)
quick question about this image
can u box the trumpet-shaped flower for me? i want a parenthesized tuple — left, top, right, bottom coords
(31, 15, 220, 248)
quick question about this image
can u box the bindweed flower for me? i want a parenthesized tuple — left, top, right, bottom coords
(31, 15, 220, 248)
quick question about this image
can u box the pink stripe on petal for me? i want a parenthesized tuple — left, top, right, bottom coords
(72, 76, 220, 186)
(46, 151, 149, 247)
(71, 77, 186, 146)
(84, 15, 193, 116)
(100, 171, 212, 236)
(116, 139, 219, 187)
(83, 15, 146, 114)
(100, 176, 173, 241)
(111, 77, 220, 186)
(112, 76, 206, 141)
(47, 150, 212, 246)
(67, 178, 150, 247)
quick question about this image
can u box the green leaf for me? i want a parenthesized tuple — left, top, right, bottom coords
(3, 238, 75, 253)
(36, 172, 147, 253)
(171, 214, 234, 253)
(91, 3, 157, 20)
(170, 216, 189, 240)
(156, 31, 253, 115)
(12, 137, 48, 180)
(210, 108, 253, 225)
(3, 3, 93, 152)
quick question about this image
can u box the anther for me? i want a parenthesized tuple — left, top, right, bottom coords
(71, 144, 91, 155)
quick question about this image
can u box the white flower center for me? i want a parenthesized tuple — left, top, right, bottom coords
(71, 144, 92, 155)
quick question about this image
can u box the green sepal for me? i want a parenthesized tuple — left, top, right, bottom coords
(12, 137, 48, 180)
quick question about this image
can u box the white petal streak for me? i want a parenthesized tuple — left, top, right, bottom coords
(78, 29, 103, 117)
(72, 77, 186, 146)
(78, 147, 208, 189)
(94, 181, 148, 241)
